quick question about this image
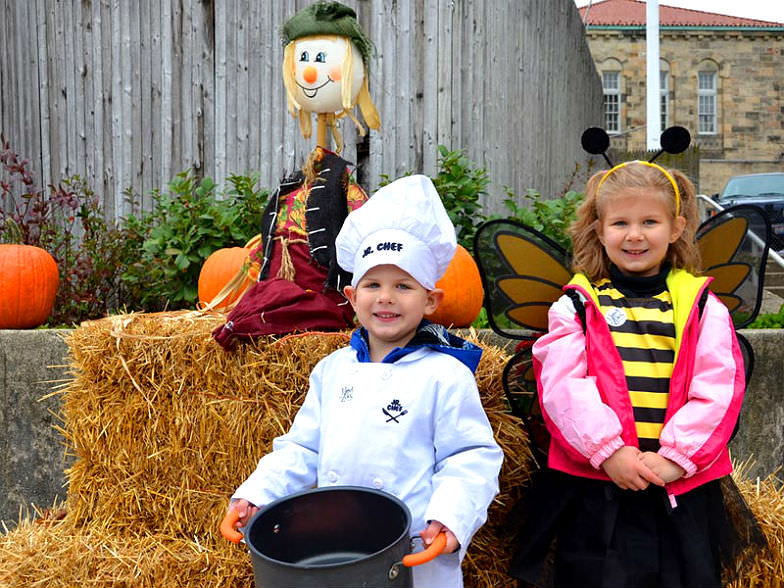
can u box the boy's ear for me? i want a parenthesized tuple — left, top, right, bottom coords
(343, 285, 357, 308)
(425, 288, 445, 315)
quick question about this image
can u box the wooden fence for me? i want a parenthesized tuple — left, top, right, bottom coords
(0, 0, 603, 221)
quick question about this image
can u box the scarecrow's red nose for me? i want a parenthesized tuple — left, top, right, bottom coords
(303, 65, 318, 84)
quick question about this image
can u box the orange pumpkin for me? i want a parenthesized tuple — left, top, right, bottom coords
(0, 244, 59, 329)
(197, 247, 255, 310)
(425, 244, 484, 328)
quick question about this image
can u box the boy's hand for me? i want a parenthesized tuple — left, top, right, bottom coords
(421, 520, 460, 554)
(601, 445, 665, 490)
(228, 498, 259, 528)
(638, 451, 686, 483)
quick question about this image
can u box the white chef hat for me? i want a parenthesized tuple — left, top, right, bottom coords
(335, 174, 457, 289)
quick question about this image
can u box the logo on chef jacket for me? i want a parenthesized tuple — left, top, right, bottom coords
(339, 386, 353, 403)
(362, 241, 404, 258)
(382, 399, 408, 423)
(605, 307, 627, 327)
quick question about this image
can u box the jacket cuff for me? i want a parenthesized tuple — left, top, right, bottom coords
(589, 436, 625, 470)
(657, 446, 698, 478)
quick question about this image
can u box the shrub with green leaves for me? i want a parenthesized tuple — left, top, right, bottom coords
(747, 304, 784, 329)
(502, 188, 584, 253)
(431, 145, 489, 250)
(120, 171, 268, 310)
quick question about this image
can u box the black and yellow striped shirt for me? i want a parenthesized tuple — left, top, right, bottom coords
(595, 274, 676, 452)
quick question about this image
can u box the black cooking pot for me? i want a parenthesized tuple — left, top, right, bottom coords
(220, 486, 446, 588)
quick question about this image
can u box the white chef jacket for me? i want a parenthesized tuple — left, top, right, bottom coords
(233, 344, 504, 588)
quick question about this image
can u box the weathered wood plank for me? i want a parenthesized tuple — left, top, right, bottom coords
(48, 0, 64, 184)
(147, 0, 162, 205)
(420, 2, 436, 176)
(244, 0, 262, 190)
(0, 2, 13, 154)
(214, 1, 227, 189)
(95, 0, 113, 211)
(160, 0, 173, 190)
(138, 0, 151, 199)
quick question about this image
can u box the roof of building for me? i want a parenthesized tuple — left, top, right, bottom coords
(579, 0, 784, 28)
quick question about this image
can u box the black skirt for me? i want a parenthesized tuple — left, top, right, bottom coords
(507, 469, 768, 588)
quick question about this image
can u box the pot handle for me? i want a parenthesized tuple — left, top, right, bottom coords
(220, 509, 244, 544)
(401, 532, 448, 567)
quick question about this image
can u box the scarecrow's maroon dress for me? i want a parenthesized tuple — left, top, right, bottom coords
(212, 148, 365, 349)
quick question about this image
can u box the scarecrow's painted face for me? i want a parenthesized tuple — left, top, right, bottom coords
(292, 36, 364, 114)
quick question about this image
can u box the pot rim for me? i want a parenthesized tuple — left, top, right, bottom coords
(245, 485, 412, 570)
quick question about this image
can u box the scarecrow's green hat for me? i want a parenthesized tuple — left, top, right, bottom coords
(282, 2, 373, 68)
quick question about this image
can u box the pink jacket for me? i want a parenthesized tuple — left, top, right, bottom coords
(532, 269, 745, 497)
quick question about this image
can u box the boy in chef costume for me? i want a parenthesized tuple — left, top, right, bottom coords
(228, 175, 503, 588)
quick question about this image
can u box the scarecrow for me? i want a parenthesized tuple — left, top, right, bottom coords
(212, 1, 380, 349)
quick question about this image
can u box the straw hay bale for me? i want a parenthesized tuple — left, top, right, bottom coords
(2, 310, 781, 587)
(0, 516, 252, 588)
(0, 311, 533, 587)
(62, 313, 356, 537)
(729, 472, 784, 588)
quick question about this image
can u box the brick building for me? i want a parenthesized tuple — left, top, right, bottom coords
(579, 0, 784, 194)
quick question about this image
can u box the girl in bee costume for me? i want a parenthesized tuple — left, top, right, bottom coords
(475, 128, 770, 587)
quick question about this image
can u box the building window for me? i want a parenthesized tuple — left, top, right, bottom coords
(603, 71, 621, 133)
(698, 71, 717, 134)
(660, 71, 669, 130)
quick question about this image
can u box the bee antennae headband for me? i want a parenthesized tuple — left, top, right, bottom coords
(581, 126, 691, 217)
(597, 161, 681, 216)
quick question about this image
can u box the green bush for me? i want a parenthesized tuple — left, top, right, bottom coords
(502, 188, 585, 253)
(747, 304, 784, 329)
(120, 171, 268, 310)
(431, 145, 490, 250)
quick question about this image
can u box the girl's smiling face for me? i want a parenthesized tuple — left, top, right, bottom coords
(343, 264, 443, 362)
(597, 188, 686, 277)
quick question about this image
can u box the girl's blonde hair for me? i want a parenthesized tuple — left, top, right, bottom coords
(569, 162, 700, 281)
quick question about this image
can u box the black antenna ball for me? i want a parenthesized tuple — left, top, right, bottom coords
(581, 127, 613, 167)
(660, 126, 691, 155)
(581, 127, 610, 155)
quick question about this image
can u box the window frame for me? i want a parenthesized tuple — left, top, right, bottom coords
(602, 70, 621, 134)
(660, 70, 670, 131)
(697, 70, 718, 135)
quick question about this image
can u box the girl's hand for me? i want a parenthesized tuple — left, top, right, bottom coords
(638, 452, 686, 483)
(601, 446, 665, 490)
(421, 520, 460, 554)
(228, 498, 259, 528)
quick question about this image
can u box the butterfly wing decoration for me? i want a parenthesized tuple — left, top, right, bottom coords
(474, 219, 572, 461)
(697, 203, 771, 441)
(473, 219, 572, 340)
(697, 204, 771, 329)
(502, 344, 550, 468)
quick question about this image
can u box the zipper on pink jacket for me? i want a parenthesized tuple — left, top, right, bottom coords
(667, 486, 678, 509)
